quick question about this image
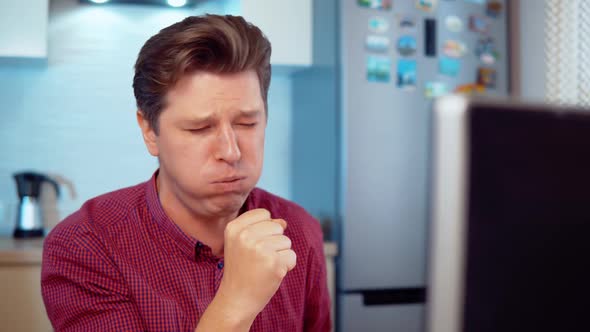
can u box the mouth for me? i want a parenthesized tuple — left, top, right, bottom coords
(213, 176, 246, 184)
(210, 176, 247, 193)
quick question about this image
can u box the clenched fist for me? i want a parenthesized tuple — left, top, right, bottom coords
(218, 208, 296, 320)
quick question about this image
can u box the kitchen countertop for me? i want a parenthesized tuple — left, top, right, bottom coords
(0, 238, 44, 265)
(0, 238, 338, 264)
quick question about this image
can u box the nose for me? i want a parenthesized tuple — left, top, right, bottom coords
(214, 124, 241, 163)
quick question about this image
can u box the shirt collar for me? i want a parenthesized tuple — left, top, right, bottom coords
(144, 170, 256, 262)
(145, 170, 201, 261)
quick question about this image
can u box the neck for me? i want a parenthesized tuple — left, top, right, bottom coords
(156, 174, 239, 257)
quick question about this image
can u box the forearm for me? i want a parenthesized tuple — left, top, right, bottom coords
(194, 289, 256, 332)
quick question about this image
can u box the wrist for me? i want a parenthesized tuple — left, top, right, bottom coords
(211, 285, 258, 329)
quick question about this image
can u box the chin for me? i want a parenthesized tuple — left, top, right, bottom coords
(208, 192, 249, 215)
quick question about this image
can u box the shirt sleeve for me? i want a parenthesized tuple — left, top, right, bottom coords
(41, 223, 144, 332)
(303, 224, 332, 332)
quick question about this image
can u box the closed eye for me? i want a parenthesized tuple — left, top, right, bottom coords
(238, 123, 257, 127)
(188, 126, 211, 133)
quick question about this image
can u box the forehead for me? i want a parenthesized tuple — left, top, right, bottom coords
(165, 70, 264, 116)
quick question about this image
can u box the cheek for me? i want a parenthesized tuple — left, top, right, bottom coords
(241, 131, 265, 164)
(255, 131, 266, 160)
(161, 132, 209, 167)
(255, 131, 265, 157)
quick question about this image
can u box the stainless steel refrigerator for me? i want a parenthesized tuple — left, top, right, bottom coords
(337, 0, 510, 330)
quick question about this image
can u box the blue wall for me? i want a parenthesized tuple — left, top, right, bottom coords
(292, 67, 338, 231)
(0, 0, 292, 235)
(291, 0, 339, 238)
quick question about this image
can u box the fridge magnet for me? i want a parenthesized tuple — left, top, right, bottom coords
(477, 67, 497, 88)
(445, 15, 463, 32)
(398, 15, 417, 31)
(475, 37, 498, 65)
(464, 0, 485, 4)
(397, 35, 417, 56)
(425, 81, 449, 98)
(439, 57, 461, 76)
(469, 15, 489, 33)
(454, 83, 486, 95)
(416, 0, 438, 12)
(366, 35, 390, 53)
(486, 0, 503, 18)
(443, 40, 467, 57)
(368, 16, 390, 33)
(424, 18, 437, 56)
(358, 0, 392, 10)
(480, 53, 497, 65)
(367, 55, 391, 83)
(397, 59, 417, 90)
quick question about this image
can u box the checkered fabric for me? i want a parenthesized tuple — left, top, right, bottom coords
(41, 172, 331, 331)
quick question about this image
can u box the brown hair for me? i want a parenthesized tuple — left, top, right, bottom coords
(133, 14, 272, 134)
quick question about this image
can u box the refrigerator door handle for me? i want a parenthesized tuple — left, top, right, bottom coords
(344, 288, 426, 306)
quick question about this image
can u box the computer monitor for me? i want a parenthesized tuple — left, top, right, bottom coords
(426, 95, 590, 332)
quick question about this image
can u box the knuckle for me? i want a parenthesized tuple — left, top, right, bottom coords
(284, 236, 292, 248)
(254, 240, 266, 253)
(224, 224, 235, 238)
(256, 208, 271, 219)
(265, 255, 278, 272)
(275, 266, 287, 279)
(289, 250, 297, 263)
(238, 229, 250, 243)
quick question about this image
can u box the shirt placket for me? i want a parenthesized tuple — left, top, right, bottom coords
(214, 258, 224, 291)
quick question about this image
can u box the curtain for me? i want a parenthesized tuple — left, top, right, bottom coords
(545, 0, 590, 105)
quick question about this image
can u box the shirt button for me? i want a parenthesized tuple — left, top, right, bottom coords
(217, 261, 224, 270)
(196, 242, 203, 247)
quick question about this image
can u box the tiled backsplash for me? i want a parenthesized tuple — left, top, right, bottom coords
(0, 0, 293, 236)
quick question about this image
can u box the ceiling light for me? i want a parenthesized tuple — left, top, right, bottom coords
(167, 0, 187, 7)
(89, 0, 110, 3)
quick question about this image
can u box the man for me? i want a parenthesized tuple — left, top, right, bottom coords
(41, 14, 331, 331)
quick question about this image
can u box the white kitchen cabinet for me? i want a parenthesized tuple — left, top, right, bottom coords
(0, 0, 49, 58)
(241, 0, 312, 67)
(0, 0, 310, 64)
(0, 238, 51, 332)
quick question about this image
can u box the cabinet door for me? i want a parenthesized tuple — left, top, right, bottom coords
(0, 264, 52, 331)
(0, 0, 49, 58)
(241, 0, 312, 67)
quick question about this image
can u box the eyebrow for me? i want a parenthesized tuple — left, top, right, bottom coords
(237, 109, 263, 118)
(183, 109, 263, 125)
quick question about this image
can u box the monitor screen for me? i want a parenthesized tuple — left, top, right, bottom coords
(427, 96, 590, 332)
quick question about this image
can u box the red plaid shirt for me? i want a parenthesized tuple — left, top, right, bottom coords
(41, 173, 331, 331)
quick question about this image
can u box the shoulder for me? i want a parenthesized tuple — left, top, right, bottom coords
(45, 181, 147, 249)
(248, 188, 324, 251)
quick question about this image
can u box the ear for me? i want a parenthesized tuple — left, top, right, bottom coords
(136, 110, 159, 157)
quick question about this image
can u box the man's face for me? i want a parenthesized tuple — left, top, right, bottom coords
(139, 70, 266, 218)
